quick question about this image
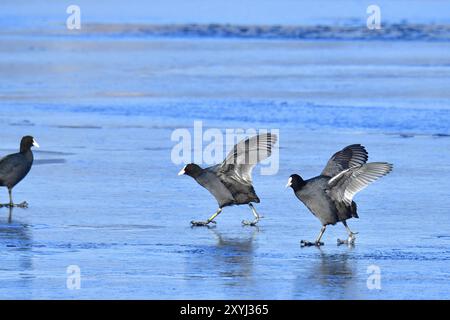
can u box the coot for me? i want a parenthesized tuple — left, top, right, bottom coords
(179, 133, 277, 226)
(0, 136, 39, 208)
(286, 144, 392, 246)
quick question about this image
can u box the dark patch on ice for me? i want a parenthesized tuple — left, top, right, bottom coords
(0, 222, 32, 251)
(143, 147, 171, 151)
(433, 133, 450, 138)
(0, 149, 75, 158)
(29, 224, 51, 230)
(358, 250, 450, 261)
(0, 223, 29, 231)
(74, 23, 450, 42)
(56, 125, 102, 129)
(33, 101, 450, 136)
(149, 125, 195, 130)
(65, 224, 164, 230)
(95, 148, 132, 152)
(435, 235, 450, 239)
(34, 150, 76, 156)
(34, 159, 66, 165)
(399, 134, 415, 138)
(9, 120, 34, 127)
(113, 125, 146, 129)
(3, 241, 168, 251)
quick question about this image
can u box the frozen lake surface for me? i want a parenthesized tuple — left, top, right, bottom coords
(1, 0, 450, 299)
(0, 108, 449, 299)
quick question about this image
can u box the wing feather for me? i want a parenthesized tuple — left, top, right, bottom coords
(328, 162, 393, 205)
(321, 144, 368, 177)
(216, 133, 278, 184)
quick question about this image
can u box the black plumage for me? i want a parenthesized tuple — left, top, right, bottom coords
(0, 136, 39, 208)
(179, 133, 277, 226)
(286, 144, 392, 246)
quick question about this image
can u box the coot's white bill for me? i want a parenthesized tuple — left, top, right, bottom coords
(178, 165, 186, 176)
(285, 177, 292, 188)
(32, 138, 40, 148)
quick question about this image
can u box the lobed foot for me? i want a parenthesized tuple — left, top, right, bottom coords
(241, 219, 259, 227)
(190, 220, 216, 227)
(16, 201, 28, 208)
(300, 240, 324, 247)
(337, 234, 356, 246)
(0, 201, 28, 208)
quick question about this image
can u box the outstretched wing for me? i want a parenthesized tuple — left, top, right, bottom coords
(215, 133, 277, 185)
(321, 144, 368, 177)
(327, 162, 393, 205)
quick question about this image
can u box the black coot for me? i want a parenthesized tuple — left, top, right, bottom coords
(178, 133, 277, 226)
(286, 144, 392, 246)
(0, 136, 39, 208)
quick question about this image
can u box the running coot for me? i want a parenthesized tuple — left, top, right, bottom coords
(178, 133, 277, 226)
(0, 136, 39, 208)
(286, 144, 392, 246)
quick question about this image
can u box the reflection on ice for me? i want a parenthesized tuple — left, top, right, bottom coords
(0, 210, 34, 294)
(184, 227, 258, 290)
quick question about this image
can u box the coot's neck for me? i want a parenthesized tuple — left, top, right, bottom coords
(20, 146, 31, 153)
(20, 146, 33, 162)
(291, 178, 306, 192)
(188, 167, 204, 179)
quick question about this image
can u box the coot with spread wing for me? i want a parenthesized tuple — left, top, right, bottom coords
(286, 144, 392, 246)
(179, 133, 277, 226)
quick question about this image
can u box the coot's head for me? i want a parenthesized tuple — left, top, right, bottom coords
(178, 163, 203, 178)
(20, 136, 39, 152)
(286, 174, 305, 190)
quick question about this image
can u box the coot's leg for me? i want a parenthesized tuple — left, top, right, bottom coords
(191, 208, 222, 227)
(301, 226, 326, 247)
(0, 189, 13, 207)
(337, 220, 357, 245)
(242, 203, 260, 226)
(5, 188, 28, 208)
(8, 207, 13, 223)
